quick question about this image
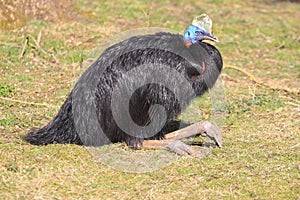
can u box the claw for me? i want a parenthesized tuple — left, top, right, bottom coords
(201, 121, 223, 147)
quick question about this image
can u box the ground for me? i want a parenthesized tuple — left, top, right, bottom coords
(0, 0, 299, 199)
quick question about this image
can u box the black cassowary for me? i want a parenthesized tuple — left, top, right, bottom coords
(25, 15, 223, 156)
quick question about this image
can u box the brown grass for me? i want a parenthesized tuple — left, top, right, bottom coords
(0, 0, 83, 30)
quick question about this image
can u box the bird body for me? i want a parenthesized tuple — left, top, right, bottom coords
(25, 30, 223, 150)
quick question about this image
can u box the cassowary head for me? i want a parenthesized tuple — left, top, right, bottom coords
(183, 14, 219, 47)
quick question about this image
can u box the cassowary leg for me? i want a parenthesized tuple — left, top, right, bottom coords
(143, 121, 222, 156)
(125, 136, 144, 149)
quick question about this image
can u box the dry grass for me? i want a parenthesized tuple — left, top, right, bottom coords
(0, 0, 85, 30)
(0, 0, 300, 199)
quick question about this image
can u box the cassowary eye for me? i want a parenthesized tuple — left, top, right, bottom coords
(195, 31, 201, 34)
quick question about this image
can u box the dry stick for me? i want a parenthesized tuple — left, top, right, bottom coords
(141, 1, 152, 27)
(37, 30, 42, 45)
(19, 36, 29, 58)
(25, 34, 59, 63)
(224, 65, 299, 95)
(0, 96, 59, 108)
(27, 34, 48, 55)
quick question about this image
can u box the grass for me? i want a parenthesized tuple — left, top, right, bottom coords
(1, 0, 300, 199)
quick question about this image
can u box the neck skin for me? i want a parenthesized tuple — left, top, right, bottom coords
(184, 40, 192, 47)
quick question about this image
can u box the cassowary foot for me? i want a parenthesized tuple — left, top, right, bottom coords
(165, 140, 211, 158)
(125, 137, 144, 149)
(164, 121, 223, 147)
(142, 121, 222, 156)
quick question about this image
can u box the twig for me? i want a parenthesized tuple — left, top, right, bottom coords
(0, 96, 59, 108)
(285, 102, 300, 107)
(142, 2, 152, 27)
(224, 65, 300, 95)
(27, 34, 48, 55)
(19, 36, 29, 58)
(37, 30, 42, 46)
(22, 33, 59, 63)
(289, 143, 299, 149)
(224, 65, 262, 84)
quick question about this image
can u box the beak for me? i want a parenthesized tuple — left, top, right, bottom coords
(198, 33, 219, 43)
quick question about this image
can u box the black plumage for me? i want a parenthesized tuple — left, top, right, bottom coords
(24, 32, 223, 148)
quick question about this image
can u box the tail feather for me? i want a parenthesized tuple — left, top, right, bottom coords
(24, 95, 82, 145)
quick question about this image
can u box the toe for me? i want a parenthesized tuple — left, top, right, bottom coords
(165, 140, 195, 155)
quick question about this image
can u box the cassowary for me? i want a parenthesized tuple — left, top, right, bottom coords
(25, 15, 223, 156)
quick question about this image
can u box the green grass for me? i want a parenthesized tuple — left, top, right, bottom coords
(0, 84, 15, 97)
(1, 0, 300, 199)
